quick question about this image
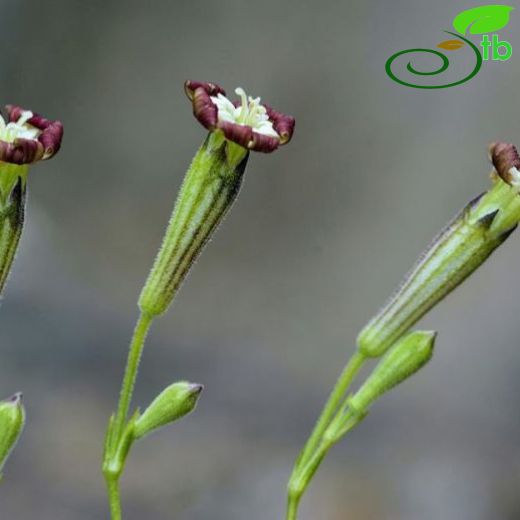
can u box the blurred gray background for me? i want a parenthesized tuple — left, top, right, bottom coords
(1, 0, 520, 518)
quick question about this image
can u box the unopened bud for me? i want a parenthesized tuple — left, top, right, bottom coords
(349, 331, 435, 414)
(133, 382, 203, 440)
(0, 392, 25, 475)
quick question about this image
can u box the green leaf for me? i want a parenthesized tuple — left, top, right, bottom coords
(453, 5, 514, 35)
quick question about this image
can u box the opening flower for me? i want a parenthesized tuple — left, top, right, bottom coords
(0, 105, 63, 165)
(184, 80, 295, 153)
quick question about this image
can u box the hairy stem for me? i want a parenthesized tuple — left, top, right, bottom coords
(105, 474, 122, 520)
(103, 313, 153, 519)
(112, 312, 154, 444)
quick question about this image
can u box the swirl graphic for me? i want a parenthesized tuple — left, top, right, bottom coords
(385, 31, 482, 89)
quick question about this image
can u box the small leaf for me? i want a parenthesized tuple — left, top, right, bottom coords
(437, 39, 465, 51)
(453, 5, 514, 35)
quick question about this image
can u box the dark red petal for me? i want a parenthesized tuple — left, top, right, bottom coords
(217, 121, 253, 149)
(0, 138, 44, 165)
(489, 142, 520, 184)
(264, 104, 295, 145)
(249, 131, 280, 153)
(4, 105, 63, 162)
(184, 80, 226, 100)
(39, 121, 64, 159)
(191, 87, 218, 130)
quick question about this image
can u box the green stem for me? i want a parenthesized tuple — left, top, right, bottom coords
(293, 351, 365, 472)
(287, 438, 333, 520)
(105, 474, 122, 520)
(286, 493, 301, 520)
(287, 409, 363, 520)
(286, 351, 365, 520)
(112, 312, 154, 444)
(103, 312, 154, 519)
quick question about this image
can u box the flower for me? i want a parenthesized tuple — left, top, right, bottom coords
(139, 81, 295, 316)
(489, 141, 520, 189)
(184, 80, 295, 153)
(0, 105, 63, 165)
(0, 106, 63, 296)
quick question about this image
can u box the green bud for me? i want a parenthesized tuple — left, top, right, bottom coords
(138, 132, 248, 317)
(358, 143, 520, 357)
(0, 165, 27, 295)
(0, 392, 25, 476)
(133, 381, 203, 440)
(349, 330, 435, 414)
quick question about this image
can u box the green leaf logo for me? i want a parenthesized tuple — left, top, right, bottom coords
(453, 5, 514, 35)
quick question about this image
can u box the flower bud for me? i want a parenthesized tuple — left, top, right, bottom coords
(0, 392, 25, 476)
(133, 382, 203, 440)
(349, 331, 435, 414)
(358, 143, 520, 358)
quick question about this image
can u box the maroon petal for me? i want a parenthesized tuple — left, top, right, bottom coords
(190, 87, 219, 130)
(185, 81, 228, 131)
(489, 142, 520, 185)
(38, 120, 63, 159)
(4, 105, 63, 163)
(0, 138, 44, 165)
(249, 131, 280, 153)
(217, 121, 253, 149)
(264, 104, 295, 145)
(184, 81, 226, 99)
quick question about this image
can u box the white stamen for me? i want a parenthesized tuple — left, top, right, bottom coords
(211, 87, 279, 138)
(0, 111, 40, 143)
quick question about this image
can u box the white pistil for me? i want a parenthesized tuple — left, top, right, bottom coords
(211, 87, 279, 138)
(0, 111, 40, 143)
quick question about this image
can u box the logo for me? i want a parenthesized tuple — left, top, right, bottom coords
(386, 5, 514, 89)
